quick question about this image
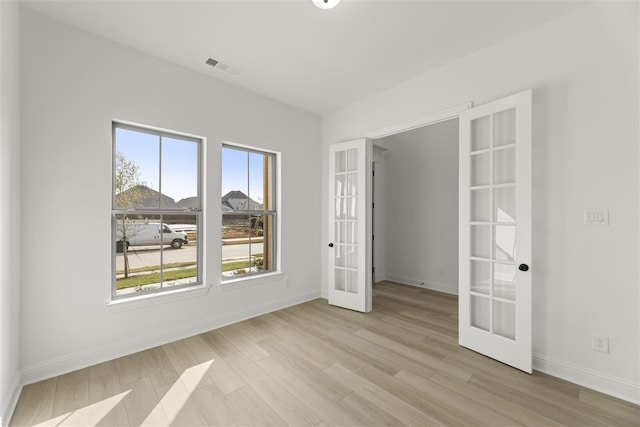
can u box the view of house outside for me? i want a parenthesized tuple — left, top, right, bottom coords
(113, 188, 269, 295)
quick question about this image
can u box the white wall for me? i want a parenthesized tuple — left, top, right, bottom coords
(0, 1, 23, 424)
(381, 119, 459, 294)
(20, 9, 321, 384)
(372, 145, 387, 282)
(320, 3, 639, 403)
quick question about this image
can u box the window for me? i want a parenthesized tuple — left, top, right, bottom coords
(222, 144, 277, 280)
(112, 122, 202, 299)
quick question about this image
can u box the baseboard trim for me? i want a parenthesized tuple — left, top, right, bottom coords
(385, 273, 458, 295)
(1, 371, 22, 427)
(533, 352, 640, 405)
(21, 290, 320, 386)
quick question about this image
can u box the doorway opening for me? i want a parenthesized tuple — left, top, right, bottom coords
(371, 118, 460, 298)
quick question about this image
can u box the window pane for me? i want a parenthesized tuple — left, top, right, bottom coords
(347, 197, 358, 219)
(336, 221, 357, 245)
(470, 260, 490, 295)
(493, 108, 516, 148)
(222, 147, 248, 210)
(494, 262, 516, 301)
(493, 147, 516, 185)
(222, 214, 252, 277)
(335, 150, 347, 174)
(162, 137, 199, 210)
(471, 115, 490, 151)
(470, 188, 490, 222)
(471, 294, 490, 332)
(114, 128, 160, 208)
(346, 269, 358, 294)
(249, 152, 265, 211)
(335, 269, 346, 291)
(494, 300, 516, 340)
(470, 152, 490, 187)
(470, 225, 490, 258)
(494, 187, 516, 223)
(494, 225, 516, 261)
(115, 214, 163, 296)
(114, 214, 197, 297)
(162, 215, 198, 289)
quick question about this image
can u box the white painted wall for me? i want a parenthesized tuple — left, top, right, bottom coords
(380, 120, 459, 294)
(20, 9, 321, 383)
(320, 2, 639, 403)
(372, 145, 387, 282)
(0, 1, 23, 424)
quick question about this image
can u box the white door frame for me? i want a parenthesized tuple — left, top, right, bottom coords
(365, 103, 472, 140)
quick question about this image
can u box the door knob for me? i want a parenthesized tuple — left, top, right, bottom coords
(328, 243, 334, 248)
(519, 264, 529, 272)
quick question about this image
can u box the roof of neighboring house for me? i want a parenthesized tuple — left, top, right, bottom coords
(222, 190, 262, 211)
(115, 187, 261, 212)
(176, 196, 199, 210)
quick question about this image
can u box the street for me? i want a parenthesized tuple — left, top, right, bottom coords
(115, 242, 264, 271)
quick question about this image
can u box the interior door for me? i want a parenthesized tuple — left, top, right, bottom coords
(328, 138, 372, 313)
(459, 90, 532, 373)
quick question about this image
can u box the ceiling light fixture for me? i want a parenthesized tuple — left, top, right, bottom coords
(312, 0, 341, 10)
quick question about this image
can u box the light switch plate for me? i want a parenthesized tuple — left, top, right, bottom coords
(584, 208, 609, 226)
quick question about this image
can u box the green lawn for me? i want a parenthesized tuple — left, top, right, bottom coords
(116, 258, 260, 290)
(116, 261, 196, 275)
(116, 267, 197, 290)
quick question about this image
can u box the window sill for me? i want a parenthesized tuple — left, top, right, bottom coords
(107, 284, 210, 314)
(219, 272, 283, 292)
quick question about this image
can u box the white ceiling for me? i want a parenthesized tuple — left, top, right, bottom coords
(21, 0, 588, 115)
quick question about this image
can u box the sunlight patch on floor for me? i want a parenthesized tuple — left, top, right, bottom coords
(142, 360, 213, 425)
(34, 390, 131, 427)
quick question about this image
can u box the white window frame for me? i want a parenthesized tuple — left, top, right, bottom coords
(111, 121, 204, 300)
(221, 141, 281, 285)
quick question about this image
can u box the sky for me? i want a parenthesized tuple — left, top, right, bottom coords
(115, 127, 265, 203)
(222, 146, 266, 204)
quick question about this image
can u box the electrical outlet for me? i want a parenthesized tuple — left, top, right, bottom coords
(592, 335, 609, 353)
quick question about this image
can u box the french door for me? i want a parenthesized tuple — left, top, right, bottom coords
(327, 138, 372, 313)
(458, 90, 533, 372)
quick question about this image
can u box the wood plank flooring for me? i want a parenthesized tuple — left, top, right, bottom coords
(10, 281, 640, 426)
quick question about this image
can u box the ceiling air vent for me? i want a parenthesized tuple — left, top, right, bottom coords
(205, 57, 241, 75)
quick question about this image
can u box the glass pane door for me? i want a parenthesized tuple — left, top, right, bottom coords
(335, 147, 359, 293)
(328, 139, 371, 313)
(459, 90, 532, 373)
(469, 108, 518, 340)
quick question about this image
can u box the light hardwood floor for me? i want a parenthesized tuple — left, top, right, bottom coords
(10, 281, 640, 426)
